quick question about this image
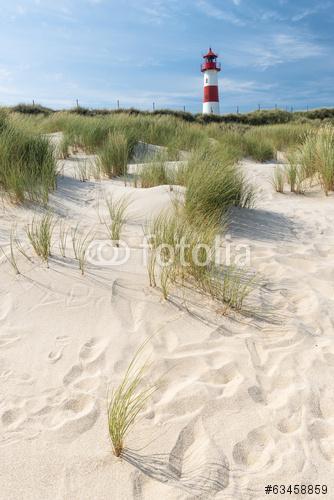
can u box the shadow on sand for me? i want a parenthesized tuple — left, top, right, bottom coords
(122, 448, 229, 495)
(229, 207, 297, 243)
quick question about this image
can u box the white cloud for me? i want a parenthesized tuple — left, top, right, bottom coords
(221, 78, 275, 93)
(292, 2, 332, 22)
(241, 33, 325, 69)
(196, 0, 245, 26)
(132, 0, 179, 24)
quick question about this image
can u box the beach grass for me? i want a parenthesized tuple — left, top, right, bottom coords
(0, 112, 56, 204)
(272, 166, 286, 193)
(99, 132, 133, 178)
(283, 125, 334, 195)
(71, 224, 93, 274)
(147, 204, 256, 312)
(104, 195, 131, 244)
(25, 213, 55, 264)
(185, 145, 255, 222)
(107, 341, 156, 458)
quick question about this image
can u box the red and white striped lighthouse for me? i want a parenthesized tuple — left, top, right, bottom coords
(201, 48, 221, 115)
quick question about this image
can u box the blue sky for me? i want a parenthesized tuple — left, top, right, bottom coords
(0, 0, 333, 113)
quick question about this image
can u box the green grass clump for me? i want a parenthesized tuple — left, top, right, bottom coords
(148, 206, 256, 311)
(108, 341, 156, 457)
(104, 195, 131, 244)
(99, 132, 133, 178)
(301, 126, 334, 195)
(282, 125, 334, 196)
(243, 131, 275, 162)
(207, 265, 257, 313)
(271, 166, 286, 193)
(71, 225, 93, 275)
(185, 146, 255, 223)
(25, 213, 55, 263)
(139, 152, 177, 188)
(0, 118, 56, 204)
(314, 126, 334, 195)
(140, 162, 169, 188)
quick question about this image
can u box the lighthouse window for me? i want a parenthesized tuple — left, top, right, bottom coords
(205, 77, 208, 83)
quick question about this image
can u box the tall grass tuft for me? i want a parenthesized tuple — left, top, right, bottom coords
(286, 150, 308, 194)
(140, 157, 170, 188)
(104, 195, 131, 245)
(309, 126, 334, 195)
(0, 119, 56, 204)
(286, 125, 334, 195)
(59, 134, 71, 159)
(108, 341, 156, 458)
(99, 132, 132, 178)
(147, 206, 256, 311)
(71, 225, 93, 274)
(272, 166, 285, 193)
(204, 265, 257, 314)
(243, 131, 275, 162)
(185, 146, 255, 223)
(25, 213, 55, 264)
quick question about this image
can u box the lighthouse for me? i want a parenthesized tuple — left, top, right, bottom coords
(201, 48, 221, 115)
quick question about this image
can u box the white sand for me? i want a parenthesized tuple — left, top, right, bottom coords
(0, 148, 334, 499)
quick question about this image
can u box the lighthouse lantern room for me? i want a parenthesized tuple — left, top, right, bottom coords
(201, 48, 221, 115)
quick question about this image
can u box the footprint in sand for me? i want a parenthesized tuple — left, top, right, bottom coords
(79, 337, 108, 367)
(49, 394, 99, 441)
(1, 407, 25, 428)
(248, 385, 267, 405)
(309, 419, 334, 463)
(233, 426, 273, 468)
(65, 284, 92, 308)
(169, 417, 229, 493)
(73, 376, 100, 392)
(63, 364, 83, 385)
(202, 362, 243, 398)
(125, 417, 229, 495)
(48, 336, 70, 364)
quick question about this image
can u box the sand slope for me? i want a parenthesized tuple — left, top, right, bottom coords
(0, 152, 334, 499)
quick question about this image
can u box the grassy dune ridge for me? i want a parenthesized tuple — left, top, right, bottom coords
(1, 107, 333, 203)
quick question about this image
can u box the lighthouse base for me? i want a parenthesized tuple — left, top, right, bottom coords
(203, 102, 220, 115)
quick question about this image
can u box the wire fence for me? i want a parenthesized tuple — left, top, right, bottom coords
(13, 99, 334, 115)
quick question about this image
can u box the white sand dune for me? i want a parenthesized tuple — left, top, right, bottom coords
(0, 149, 333, 499)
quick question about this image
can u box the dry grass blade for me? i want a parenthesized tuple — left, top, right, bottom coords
(108, 340, 157, 458)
